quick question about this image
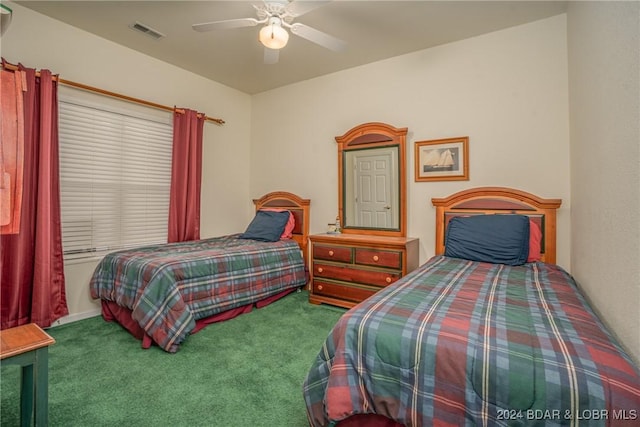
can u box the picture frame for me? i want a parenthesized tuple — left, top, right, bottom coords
(414, 136, 469, 182)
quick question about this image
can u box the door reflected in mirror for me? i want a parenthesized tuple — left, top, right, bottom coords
(336, 122, 407, 237)
(343, 146, 399, 230)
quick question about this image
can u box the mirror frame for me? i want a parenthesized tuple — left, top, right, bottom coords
(336, 122, 408, 237)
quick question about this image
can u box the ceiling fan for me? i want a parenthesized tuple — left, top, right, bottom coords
(192, 0, 346, 64)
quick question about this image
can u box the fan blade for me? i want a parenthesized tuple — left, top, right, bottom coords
(192, 18, 260, 32)
(264, 47, 279, 65)
(286, 1, 331, 18)
(289, 23, 346, 52)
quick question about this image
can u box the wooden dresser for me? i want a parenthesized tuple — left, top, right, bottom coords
(308, 233, 419, 308)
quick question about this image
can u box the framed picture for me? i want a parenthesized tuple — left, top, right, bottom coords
(414, 136, 469, 182)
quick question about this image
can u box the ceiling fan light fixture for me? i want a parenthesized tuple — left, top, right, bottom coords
(259, 19, 289, 50)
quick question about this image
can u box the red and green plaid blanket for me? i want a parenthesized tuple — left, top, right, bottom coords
(90, 234, 306, 352)
(303, 256, 640, 426)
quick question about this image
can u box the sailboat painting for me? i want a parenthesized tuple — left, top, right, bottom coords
(415, 137, 469, 182)
(422, 148, 456, 172)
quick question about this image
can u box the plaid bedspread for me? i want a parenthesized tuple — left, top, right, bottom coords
(303, 256, 640, 426)
(90, 234, 306, 352)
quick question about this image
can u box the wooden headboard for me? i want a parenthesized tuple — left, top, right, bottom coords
(431, 187, 562, 264)
(253, 191, 311, 267)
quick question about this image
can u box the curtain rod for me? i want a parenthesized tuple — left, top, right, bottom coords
(1, 62, 225, 125)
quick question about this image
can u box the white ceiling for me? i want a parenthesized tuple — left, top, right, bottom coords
(15, 1, 568, 94)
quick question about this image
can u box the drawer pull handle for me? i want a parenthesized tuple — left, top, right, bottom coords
(317, 285, 323, 291)
(329, 250, 334, 256)
(386, 277, 392, 284)
(373, 255, 379, 262)
(318, 267, 324, 273)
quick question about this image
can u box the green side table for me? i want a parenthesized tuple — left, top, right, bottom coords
(1, 323, 55, 426)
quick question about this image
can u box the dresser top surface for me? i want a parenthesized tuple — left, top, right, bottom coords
(309, 233, 418, 246)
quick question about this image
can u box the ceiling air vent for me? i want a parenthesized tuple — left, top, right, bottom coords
(130, 21, 165, 40)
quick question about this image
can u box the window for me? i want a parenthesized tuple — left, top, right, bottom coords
(58, 95, 173, 260)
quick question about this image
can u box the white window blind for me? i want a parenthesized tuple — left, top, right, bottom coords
(58, 98, 173, 260)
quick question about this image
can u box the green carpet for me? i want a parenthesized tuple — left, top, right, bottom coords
(0, 290, 345, 427)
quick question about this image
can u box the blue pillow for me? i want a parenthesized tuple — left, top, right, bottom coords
(239, 210, 291, 242)
(444, 215, 530, 266)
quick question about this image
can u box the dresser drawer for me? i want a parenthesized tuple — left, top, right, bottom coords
(313, 245, 352, 263)
(312, 280, 378, 303)
(314, 263, 400, 287)
(354, 248, 402, 269)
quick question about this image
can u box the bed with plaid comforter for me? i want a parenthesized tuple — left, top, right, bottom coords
(303, 256, 640, 426)
(90, 234, 306, 353)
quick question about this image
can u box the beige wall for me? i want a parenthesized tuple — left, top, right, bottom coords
(567, 1, 640, 363)
(2, 2, 254, 322)
(250, 15, 571, 269)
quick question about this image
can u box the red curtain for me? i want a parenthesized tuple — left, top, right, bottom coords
(0, 64, 68, 329)
(168, 108, 205, 243)
(1, 68, 24, 234)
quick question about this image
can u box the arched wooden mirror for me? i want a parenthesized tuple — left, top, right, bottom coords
(336, 122, 407, 237)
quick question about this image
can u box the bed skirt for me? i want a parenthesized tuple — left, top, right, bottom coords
(100, 287, 298, 350)
(335, 415, 403, 427)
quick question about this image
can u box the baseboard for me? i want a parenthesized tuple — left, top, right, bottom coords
(50, 309, 101, 328)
